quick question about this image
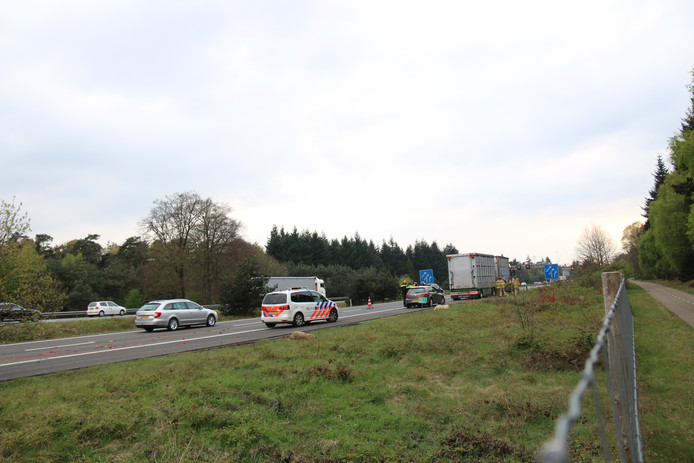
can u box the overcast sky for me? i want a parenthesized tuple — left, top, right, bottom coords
(2, 0, 693, 265)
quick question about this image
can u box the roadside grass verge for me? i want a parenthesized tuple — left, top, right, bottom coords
(0, 304, 351, 345)
(0, 314, 256, 345)
(0, 316, 138, 344)
(0, 282, 689, 462)
(628, 283, 694, 461)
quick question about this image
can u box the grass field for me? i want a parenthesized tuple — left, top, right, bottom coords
(0, 282, 691, 462)
(628, 284, 694, 461)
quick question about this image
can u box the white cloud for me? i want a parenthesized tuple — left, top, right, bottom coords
(0, 0, 691, 263)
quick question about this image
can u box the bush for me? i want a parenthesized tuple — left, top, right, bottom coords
(124, 289, 145, 308)
(349, 267, 399, 304)
(219, 258, 268, 316)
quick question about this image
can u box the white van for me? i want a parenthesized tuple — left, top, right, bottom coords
(261, 289, 338, 328)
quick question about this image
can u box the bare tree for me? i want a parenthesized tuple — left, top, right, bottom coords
(194, 198, 241, 301)
(140, 191, 242, 301)
(140, 191, 203, 298)
(576, 224, 617, 267)
(0, 196, 31, 246)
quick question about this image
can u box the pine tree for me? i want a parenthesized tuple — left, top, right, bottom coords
(642, 155, 669, 229)
(680, 69, 694, 135)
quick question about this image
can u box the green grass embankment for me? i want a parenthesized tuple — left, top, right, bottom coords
(628, 284, 694, 461)
(0, 283, 690, 462)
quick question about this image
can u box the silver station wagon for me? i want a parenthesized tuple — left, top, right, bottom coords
(135, 299, 217, 332)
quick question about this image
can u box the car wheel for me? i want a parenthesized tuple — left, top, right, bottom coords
(441, 296, 445, 304)
(119, 309, 125, 316)
(265, 323, 277, 328)
(327, 308, 338, 323)
(167, 318, 179, 331)
(292, 312, 305, 327)
(98, 311, 105, 317)
(144, 327, 154, 332)
(206, 314, 216, 327)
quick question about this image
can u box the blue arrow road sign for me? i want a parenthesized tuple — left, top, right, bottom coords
(544, 264, 559, 280)
(419, 269, 434, 284)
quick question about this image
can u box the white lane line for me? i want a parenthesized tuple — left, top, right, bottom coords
(25, 341, 95, 352)
(0, 328, 267, 368)
(340, 307, 412, 319)
(1, 307, 408, 368)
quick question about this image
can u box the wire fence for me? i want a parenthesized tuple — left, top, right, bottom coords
(537, 273, 644, 463)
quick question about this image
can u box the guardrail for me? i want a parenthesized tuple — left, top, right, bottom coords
(36, 299, 355, 320)
(38, 309, 137, 319)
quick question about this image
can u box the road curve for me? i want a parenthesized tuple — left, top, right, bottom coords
(631, 280, 694, 328)
(0, 300, 458, 382)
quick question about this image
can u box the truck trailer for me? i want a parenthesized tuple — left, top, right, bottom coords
(447, 253, 510, 299)
(266, 276, 326, 296)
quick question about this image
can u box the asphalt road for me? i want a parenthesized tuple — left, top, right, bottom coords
(631, 280, 694, 328)
(0, 299, 459, 382)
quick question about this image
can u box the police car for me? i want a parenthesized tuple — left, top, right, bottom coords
(261, 288, 339, 328)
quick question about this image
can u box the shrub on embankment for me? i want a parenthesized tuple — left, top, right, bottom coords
(0, 282, 691, 461)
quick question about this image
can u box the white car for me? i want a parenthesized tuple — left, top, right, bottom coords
(261, 289, 338, 328)
(87, 301, 127, 317)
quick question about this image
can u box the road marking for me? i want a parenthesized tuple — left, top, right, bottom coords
(0, 306, 413, 369)
(25, 341, 95, 352)
(0, 328, 267, 368)
(232, 321, 261, 327)
(342, 307, 404, 318)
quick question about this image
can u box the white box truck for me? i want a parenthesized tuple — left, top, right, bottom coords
(496, 255, 511, 281)
(447, 253, 510, 299)
(266, 276, 326, 296)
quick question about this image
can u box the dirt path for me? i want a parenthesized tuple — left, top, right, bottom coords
(631, 280, 694, 328)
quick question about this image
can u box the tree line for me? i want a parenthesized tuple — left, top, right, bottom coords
(602, 68, 694, 282)
(265, 226, 460, 303)
(0, 192, 280, 313)
(0, 192, 470, 313)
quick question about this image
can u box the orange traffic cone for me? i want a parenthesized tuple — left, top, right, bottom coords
(368, 297, 372, 309)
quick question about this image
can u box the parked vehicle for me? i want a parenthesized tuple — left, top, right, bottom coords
(261, 289, 338, 328)
(266, 276, 326, 297)
(87, 301, 126, 317)
(405, 286, 446, 308)
(0, 303, 41, 322)
(447, 253, 510, 299)
(429, 283, 445, 294)
(134, 299, 217, 332)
